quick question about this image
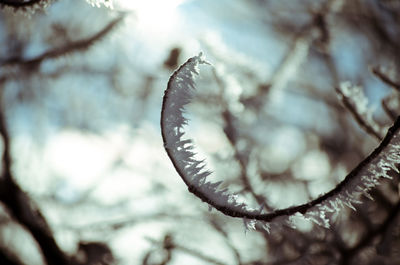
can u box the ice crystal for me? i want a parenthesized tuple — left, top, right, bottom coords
(243, 218, 257, 233)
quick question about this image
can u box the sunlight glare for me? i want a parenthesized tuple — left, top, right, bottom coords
(117, 0, 186, 35)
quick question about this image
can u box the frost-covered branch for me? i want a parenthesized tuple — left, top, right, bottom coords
(161, 53, 400, 229)
(371, 66, 400, 92)
(336, 82, 385, 141)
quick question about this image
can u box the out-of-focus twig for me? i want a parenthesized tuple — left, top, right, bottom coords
(371, 67, 400, 92)
(207, 217, 242, 265)
(1, 14, 126, 69)
(335, 85, 384, 141)
(0, 99, 71, 265)
(382, 97, 398, 121)
(212, 68, 273, 212)
(145, 236, 226, 265)
(142, 234, 172, 265)
(0, 247, 25, 265)
(340, 200, 400, 264)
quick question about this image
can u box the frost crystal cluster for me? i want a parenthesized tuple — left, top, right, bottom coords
(161, 53, 400, 230)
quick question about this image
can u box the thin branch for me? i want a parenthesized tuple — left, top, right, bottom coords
(207, 217, 242, 265)
(0, 105, 71, 265)
(341, 200, 400, 263)
(1, 14, 126, 68)
(0, 247, 25, 265)
(335, 86, 384, 141)
(382, 97, 398, 121)
(212, 68, 273, 211)
(142, 234, 172, 265)
(145, 236, 227, 265)
(371, 67, 400, 91)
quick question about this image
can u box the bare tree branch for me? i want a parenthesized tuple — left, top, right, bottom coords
(212, 68, 273, 211)
(145, 236, 227, 265)
(1, 14, 126, 69)
(0, 101, 71, 265)
(340, 200, 400, 264)
(382, 97, 398, 121)
(335, 86, 384, 141)
(0, 247, 25, 265)
(371, 67, 400, 92)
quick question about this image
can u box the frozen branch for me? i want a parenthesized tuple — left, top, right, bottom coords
(371, 66, 400, 92)
(161, 53, 400, 229)
(336, 82, 385, 141)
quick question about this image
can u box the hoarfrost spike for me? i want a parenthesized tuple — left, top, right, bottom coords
(362, 191, 374, 201)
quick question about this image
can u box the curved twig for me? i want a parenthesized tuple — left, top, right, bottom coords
(161, 53, 400, 228)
